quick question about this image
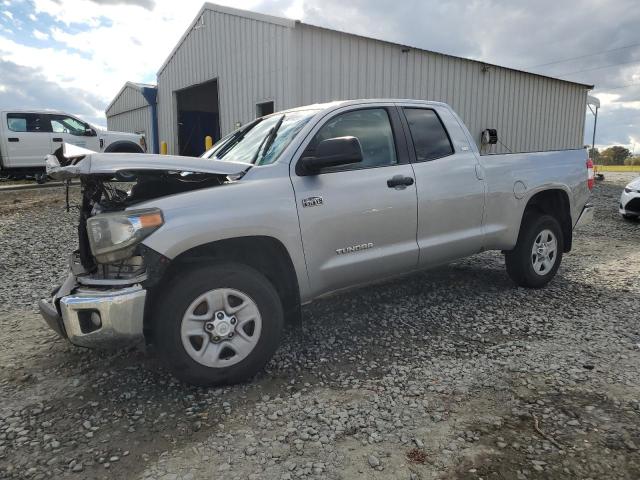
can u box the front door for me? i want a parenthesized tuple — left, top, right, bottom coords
(3, 112, 52, 168)
(46, 114, 100, 152)
(290, 106, 419, 297)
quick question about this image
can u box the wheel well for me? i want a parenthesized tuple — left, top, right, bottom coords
(104, 141, 143, 153)
(523, 189, 572, 252)
(147, 236, 301, 330)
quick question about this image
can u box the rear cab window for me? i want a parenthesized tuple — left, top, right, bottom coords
(403, 108, 454, 162)
(7, 113, 48, 133)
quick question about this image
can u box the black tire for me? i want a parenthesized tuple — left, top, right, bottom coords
(622, 214, 638, 221)
(153, 263, 283, 386)
(505, 213, 564, 288)
(105, 142, 143, 153)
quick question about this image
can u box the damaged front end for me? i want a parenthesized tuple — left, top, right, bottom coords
(39, 144, 250, 348)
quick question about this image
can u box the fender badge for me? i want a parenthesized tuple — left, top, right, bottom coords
(302, 196, 323, 208)
(336, 242, 374, 255)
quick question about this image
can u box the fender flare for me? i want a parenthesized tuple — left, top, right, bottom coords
(103, 140, 143, 153)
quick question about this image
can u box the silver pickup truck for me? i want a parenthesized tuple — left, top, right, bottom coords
(40, 99, 594, 386)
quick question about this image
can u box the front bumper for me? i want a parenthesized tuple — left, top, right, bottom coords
(574, 203, 594, 228)
(620, 190, 640, 216)
(39, 275, 146, 348)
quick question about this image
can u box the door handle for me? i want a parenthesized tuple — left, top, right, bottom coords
(52, 137, 63, 142)
(8, 138, 19, 142)
(387, 175, 414, 189)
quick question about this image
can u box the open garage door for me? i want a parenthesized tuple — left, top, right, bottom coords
(176, 80, 221, 157)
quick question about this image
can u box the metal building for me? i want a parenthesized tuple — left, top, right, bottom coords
(112, 3, 592, 156)
(105, 82, 159, 153)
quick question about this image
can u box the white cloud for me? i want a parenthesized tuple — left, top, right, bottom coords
(0, 0, 263, 121)
(32, 29, 49, 40)
(284, 0, 303, 19)
(2, 10, 13, 20)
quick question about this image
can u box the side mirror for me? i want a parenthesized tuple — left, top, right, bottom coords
(299, 136, 363, 175)
(85, 128, 97, 137)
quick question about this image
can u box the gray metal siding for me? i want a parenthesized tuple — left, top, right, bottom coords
(105, 86, 148, 117)
(106, 106, 154, 146)
(156, 6, 588, 155)
(292, 24, 588, 154)
(157, 9, 293, 154)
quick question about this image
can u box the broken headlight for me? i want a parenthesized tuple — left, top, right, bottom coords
(87, 208, 164, 263)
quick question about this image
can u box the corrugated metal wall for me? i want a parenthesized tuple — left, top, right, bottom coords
(292, 24, 588, 154)
(106, 85, 148, 117)
(157, 8, 294, 154)
(105, 85, 154, 149)
(156, 5, 588, 155)
(106, 105, 154, 145)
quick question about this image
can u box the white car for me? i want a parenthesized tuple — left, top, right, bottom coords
(0, 108, 146, 181)
(620, 176, 640, 220)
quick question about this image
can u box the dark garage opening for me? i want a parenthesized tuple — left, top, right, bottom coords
(176, 80, 221, 157)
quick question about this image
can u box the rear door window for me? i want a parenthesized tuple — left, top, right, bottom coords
(403, 108, 454, 162)
(7, 113, 48, 133)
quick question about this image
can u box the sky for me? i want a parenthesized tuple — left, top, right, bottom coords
(0, 0, 638, 151)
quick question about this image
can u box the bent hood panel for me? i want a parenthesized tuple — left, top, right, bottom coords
(46, 143, 250, 180)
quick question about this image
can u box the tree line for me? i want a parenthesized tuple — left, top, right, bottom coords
(589, 146, 640, 166)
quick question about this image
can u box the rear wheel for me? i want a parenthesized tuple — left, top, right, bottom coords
(622, 213, 638, 221)
(154, 263, 284, 386)
(505, 213, 563, 288)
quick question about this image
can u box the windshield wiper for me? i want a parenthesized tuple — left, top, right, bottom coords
(216, 117, 263, 160)
(252, 115, 285, 165)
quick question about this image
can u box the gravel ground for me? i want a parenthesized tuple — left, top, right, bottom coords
(0, 173, 639, 480)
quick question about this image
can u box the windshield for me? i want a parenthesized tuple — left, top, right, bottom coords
(201, 110, 317, 165)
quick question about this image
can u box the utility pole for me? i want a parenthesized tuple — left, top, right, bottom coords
(587, 96, 600, 157)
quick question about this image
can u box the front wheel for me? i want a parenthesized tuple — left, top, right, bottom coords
(153, 263, 284, 386)
(505, 213, 564, 288)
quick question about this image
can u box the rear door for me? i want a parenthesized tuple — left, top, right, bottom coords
(3, 112, 52, 168)
(398, 105, 486, 267)
(47, 114, 100, 152)
(290, 104, 419, 297)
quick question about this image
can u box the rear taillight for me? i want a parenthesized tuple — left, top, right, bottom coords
(587, 158, 594, 190)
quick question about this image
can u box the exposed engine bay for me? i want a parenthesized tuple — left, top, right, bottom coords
(47, 144, 243, 281)
(78, 172, 227, 272)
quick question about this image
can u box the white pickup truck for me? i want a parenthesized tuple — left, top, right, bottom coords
(41, 99, 594, 386)
(0, 108, 146, 181)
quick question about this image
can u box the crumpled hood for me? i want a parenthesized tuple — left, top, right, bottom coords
(46, 143, 250, 180)
(626, 176, 640, 191)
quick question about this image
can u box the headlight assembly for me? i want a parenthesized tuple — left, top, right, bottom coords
(87, 208, 164, 263)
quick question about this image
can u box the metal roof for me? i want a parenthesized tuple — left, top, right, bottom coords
(105, 81, 157, 115)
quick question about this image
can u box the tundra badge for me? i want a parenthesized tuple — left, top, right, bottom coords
(336, 243, 374, 255)
(302, 196, 323, 208)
